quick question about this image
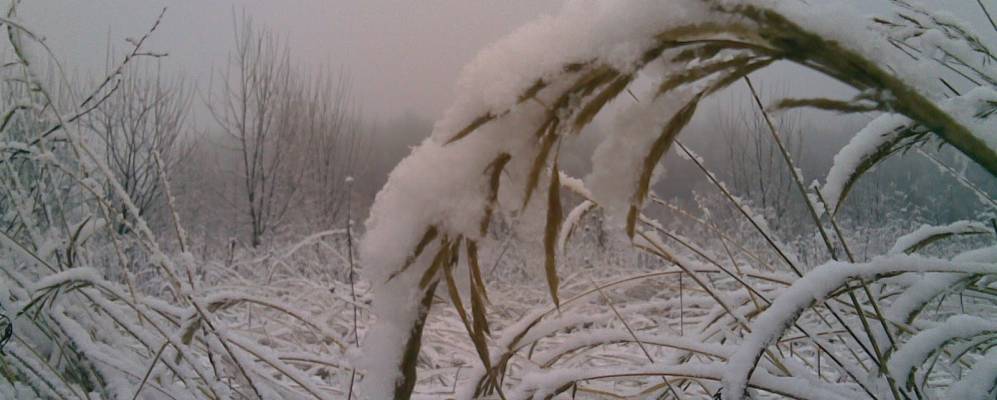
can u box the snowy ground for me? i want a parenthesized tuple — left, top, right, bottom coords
(2, 0, 996, 399)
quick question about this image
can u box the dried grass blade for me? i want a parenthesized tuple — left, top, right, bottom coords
(522, 128, 559, 208)
(481, 153, 511, 235)
(446, 113, 496, 144)
(589, 276, 685, 400)
(655, 57, 751, 97)
(628, 94, 703, 237)
(470, 283, 490, 337)
(131, 341, 170, 400)
(544, 161, 563, 309)
(443, 251, 492, 371)
(395, 281, 439, 399)
(559, 200, 596, 253)
(628, 58, 773, 238)
(831, 125, 920, 215)
(518, 78, 547, 103)
(572, 74, 633, 133)
(770, 97, 881, 113)
(466, 240, 490, 304)
(419, 237, 451, 288)
(388, 225, 439, 282)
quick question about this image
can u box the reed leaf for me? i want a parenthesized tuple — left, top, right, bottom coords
(572, 74, 633, 133)
(830, 125, 925, 215)
(395, 281, 440, 399)
(387, 225, 439, 282)
(418, 236, 452, 289)
(466, 240, 491, 307)
(544, 161, 563, 309)
(628, 93, 703, 238)
(898, 229, 990, 255)
(442, 248, 492, 371)
(655, 56, 753, 97)
(770, 97, 881, 113)
(522, 126, 559, 208)
(481, 153, 511, 235)
(446, 113, 496, 144)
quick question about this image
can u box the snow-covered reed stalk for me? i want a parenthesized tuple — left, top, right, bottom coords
(362, 1, 996, 398)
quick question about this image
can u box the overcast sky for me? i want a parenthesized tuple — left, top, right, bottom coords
(20, 0, 562, 121)
(15, 0, 993, 124)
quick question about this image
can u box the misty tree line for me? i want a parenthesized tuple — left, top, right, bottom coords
(697, 97, 996, 265)
(55, 12, 994, 254)
(557, 90, 997, 263)
(714, 101, 995, 229)
(75, 13, 369, 250)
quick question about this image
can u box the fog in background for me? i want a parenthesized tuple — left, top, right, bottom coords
(6, 2, 997, 397)
(21, 0, 562, 120)
(22, 1, 992, 119)
(13, 0, 996, 243)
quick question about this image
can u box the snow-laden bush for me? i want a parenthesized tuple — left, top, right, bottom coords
(0, 7, 366, 400)
(361, 1, 997, 399)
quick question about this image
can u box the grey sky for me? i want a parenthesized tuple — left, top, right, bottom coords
(15, 0, 993, 124)
(20, 0, 562, 121)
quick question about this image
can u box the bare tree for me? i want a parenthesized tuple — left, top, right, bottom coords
(292, 71, 366, 227)
(87, 64, 192, 234)
(209, 13, 300, 247)
(716, 89, 806, 231)
(207, 12, 365, 246)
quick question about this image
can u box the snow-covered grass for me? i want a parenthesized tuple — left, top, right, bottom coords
(2, 1, 996, 400)
(360, 0, 997, 399)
